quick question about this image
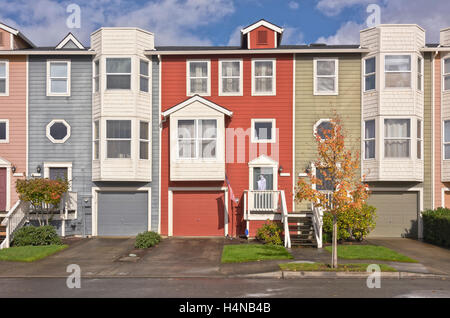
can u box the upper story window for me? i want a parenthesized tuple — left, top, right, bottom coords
(314, 58, 338, 95)
(93, 60, 100, 92)
(252, 59, 276, 95)
(417, 57, 423, 91)
(417, 119, 422, 160)
(47, 60, 70, 96)
(385, 55, 411, 88)
(106, 120, 131, 158)
(106, 58, 131, 90)
(93, 120, 99, 160)
(364, 119, 375, 159)
(0, 60, 8, 95)
(444, 58, 450, 91)
(187, 60, 210, 96)
(219, 60, 242, 96)
(364, 57, 376, 91)
(384, 119, 410, 158)
(139, 121, 150, 160)
(0, 119, 9, 143)
(140, 60, 149, 93)
(444, 121, 450, 160)
(177, 119, 217, 159)
(251, 119, 276, 143)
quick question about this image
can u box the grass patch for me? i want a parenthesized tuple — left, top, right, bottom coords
(324, 245, 417, 263)
(0, 245, 68, 262)
(221, 244, 293, 263)
(279, 262, 397, 272)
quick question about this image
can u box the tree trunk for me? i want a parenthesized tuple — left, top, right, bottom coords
(332, 215, 338, 268)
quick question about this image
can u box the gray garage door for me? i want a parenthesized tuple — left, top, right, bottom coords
(367, 191, 418, 238)
(98, 192, 148, 236)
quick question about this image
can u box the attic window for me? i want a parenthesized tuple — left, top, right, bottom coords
(257, 31, 268, 44)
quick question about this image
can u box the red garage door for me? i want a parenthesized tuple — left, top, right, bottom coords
(173, 191, 225, 236)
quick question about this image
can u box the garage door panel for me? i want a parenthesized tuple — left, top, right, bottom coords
(367, 191, 418, 238)
(98, 192, 148, 236)
(173, 191, 225, 236)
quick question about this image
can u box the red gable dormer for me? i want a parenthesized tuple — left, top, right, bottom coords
(0, 22, 35, 50)
(241, 19, 284, 49)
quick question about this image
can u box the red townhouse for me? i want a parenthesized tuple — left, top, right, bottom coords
(147, 20, 294, 238)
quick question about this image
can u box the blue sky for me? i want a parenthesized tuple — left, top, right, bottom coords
(0, 0, 449, 47)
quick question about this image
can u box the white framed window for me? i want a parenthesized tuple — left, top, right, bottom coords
(251, 119, 276, 143)
(43, 162, 73, 191)
(364, 119, 375, 159)
(177, 119, 217, 159)
(417, 119, 422, 160)
(444, 120, 450, 160)
(106, 58, 131, 90)
(385, 55, 411, 88)
(0, 119, 9, 143)
(140, 59, 149, 93)
(417, 56, 424, 92)
(443, 58, 450, 91)
(93, 120, 99, 160)
(106, 120, 131, 159)
(46, 119, 71, 144)
(314, 58, 338, 95)
(139, 121, 150, 160)
(0, 60, 9, 96)
(364, 57, 376, 92)
(187, 60, 210, 96)
(219, 59, 243, 96)
(93, 60, 100, 93)
(252, 59, 276, 96)
(47, 60, 71, 96)
(384, 119, 411, 158)
(313, 119, 332, 140)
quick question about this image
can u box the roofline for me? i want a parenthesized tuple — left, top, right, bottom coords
(0, 22, 35, 48)
(241, 20, 284, 35)
(91, 27, 154, 37)
(0, 50, 95, 55)
(55, 33, 85, 50)
(360, 24, 426, 33)
(162, 95, 233, 117)
(146, 48, 370, 55)
(421, 47, 450, 52)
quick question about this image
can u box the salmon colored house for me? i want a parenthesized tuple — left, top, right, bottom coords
(0, 23, 34, 214)
(147, 20, 295, 238)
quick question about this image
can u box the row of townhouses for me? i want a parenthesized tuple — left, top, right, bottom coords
(1, 19, 450, 247)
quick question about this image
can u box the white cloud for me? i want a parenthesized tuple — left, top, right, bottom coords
(288, 1, 299, 10)
(227, 25, 244, 46)
(282, 27, 305, 45)
(316, 21, 362, 44)
(316, 0, 373, 16)
(0, 0, 235, 46)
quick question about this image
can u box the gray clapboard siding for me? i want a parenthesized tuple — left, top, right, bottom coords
(151, 56, 160, 232)
(28, 55, 93, 236)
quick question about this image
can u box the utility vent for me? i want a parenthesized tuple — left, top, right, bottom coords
(257, 30, 268, 44)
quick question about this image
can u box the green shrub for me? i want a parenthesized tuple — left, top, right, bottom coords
(13, 225, 62, 246)
(422, 208, 450, 248)
(135, 231, 162, 249)
(323, 204, 377, 242)
(256, 221, 283, 246)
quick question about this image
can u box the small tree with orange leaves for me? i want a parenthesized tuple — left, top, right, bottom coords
(295, 115, 369, 268)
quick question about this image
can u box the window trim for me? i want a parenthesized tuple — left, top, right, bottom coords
(186, 59, 211, 96)
(417, 56, 424, 92)
(417, 119, 423, 160)
(105, 57, 132, 91)
(43, 162, 73, 191)
(364, 119, 376, 160)
(384, 54, 412, 89)
(218, 59, 243, 96)
(139, 120, 150, 160)
(313, 58, 339, 96)
(93, 59, 100, 93)
(383, 118, 412, 159)
(46, 60, 71, 96)
(364, 57, 376, 92)
(443, 120, 450, 161)
(251, 118, 276, 143)
(313, 118, 332, 141)
(0, 59, 9, 96)
(251, 58, 276, 96)
(176, 118, 218, 161)
(46, 119, 71, 144)
(105, 119, 132, 159)
(93, 120, 100, 160)
(139, 59, 150, 93)
(443, 58, 450, 92)
(0, 119, 9, 143)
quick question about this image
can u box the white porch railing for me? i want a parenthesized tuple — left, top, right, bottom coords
(280, 190, 291, 248)
(311, 203, 323, 249)
(0, 201, 29, 249)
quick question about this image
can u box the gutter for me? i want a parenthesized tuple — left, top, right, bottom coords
(145, 48, 370, 56)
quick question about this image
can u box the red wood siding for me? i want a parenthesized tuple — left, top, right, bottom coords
(160, 53, 294, 237)
(0, 55, 27, 208)
(173, 191, 225, 236)
(248, 26, 277, 49)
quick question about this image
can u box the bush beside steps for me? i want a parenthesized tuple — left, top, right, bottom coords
(13, 225, 63, 247)
(135, 231, 162, 249)
(422, 208, 450, 248)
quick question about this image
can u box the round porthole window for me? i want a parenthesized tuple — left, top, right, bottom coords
(46, 119, 71, 143)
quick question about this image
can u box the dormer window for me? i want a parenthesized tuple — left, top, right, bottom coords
(257, 31, 268, 44)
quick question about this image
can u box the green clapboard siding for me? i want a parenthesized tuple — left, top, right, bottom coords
(294, 54, 361, 211)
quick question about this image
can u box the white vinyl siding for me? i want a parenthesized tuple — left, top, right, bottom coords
(106, 58, 131, 90)
(314, 58, 338, 95)
(106, 120, 131, 159)
(47, 60, 70, 96)
(364, 119, 375, 159)
(252, 59, 276, 96)
(384, 119, 411, 158)
(0, 60, 8, 95)
(364, 57, 376, 91)
(187, 60, 210, 96)
(385, 55, 411, 88)
(219, 60, 242, 96)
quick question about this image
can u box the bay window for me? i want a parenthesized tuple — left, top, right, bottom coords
(417, 57, 423, 91)
(187, 60, 210, 95)
(444, 58, 450, 91)
(93, 121, 99, 160)
(94, 60, 100, 92)
(384, 119, 411, 158)
(444, 120, 450, 160)
(385, 55, 411, 88)
(219, 60, 242, 95)
(364, 119, 375, 159)
(139, 121, 150, 159)
(106, 120, 131, 158)
(417, 119, 422, 160)
(177, 119, 217, 159)
(106, 58, 131, 90)
(140, 59, 149, 92)
(47, 60, 70, 95)
(364, 57, 376, 91)
(252, 59, 275, 95)
(314, 59, 338, 95)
